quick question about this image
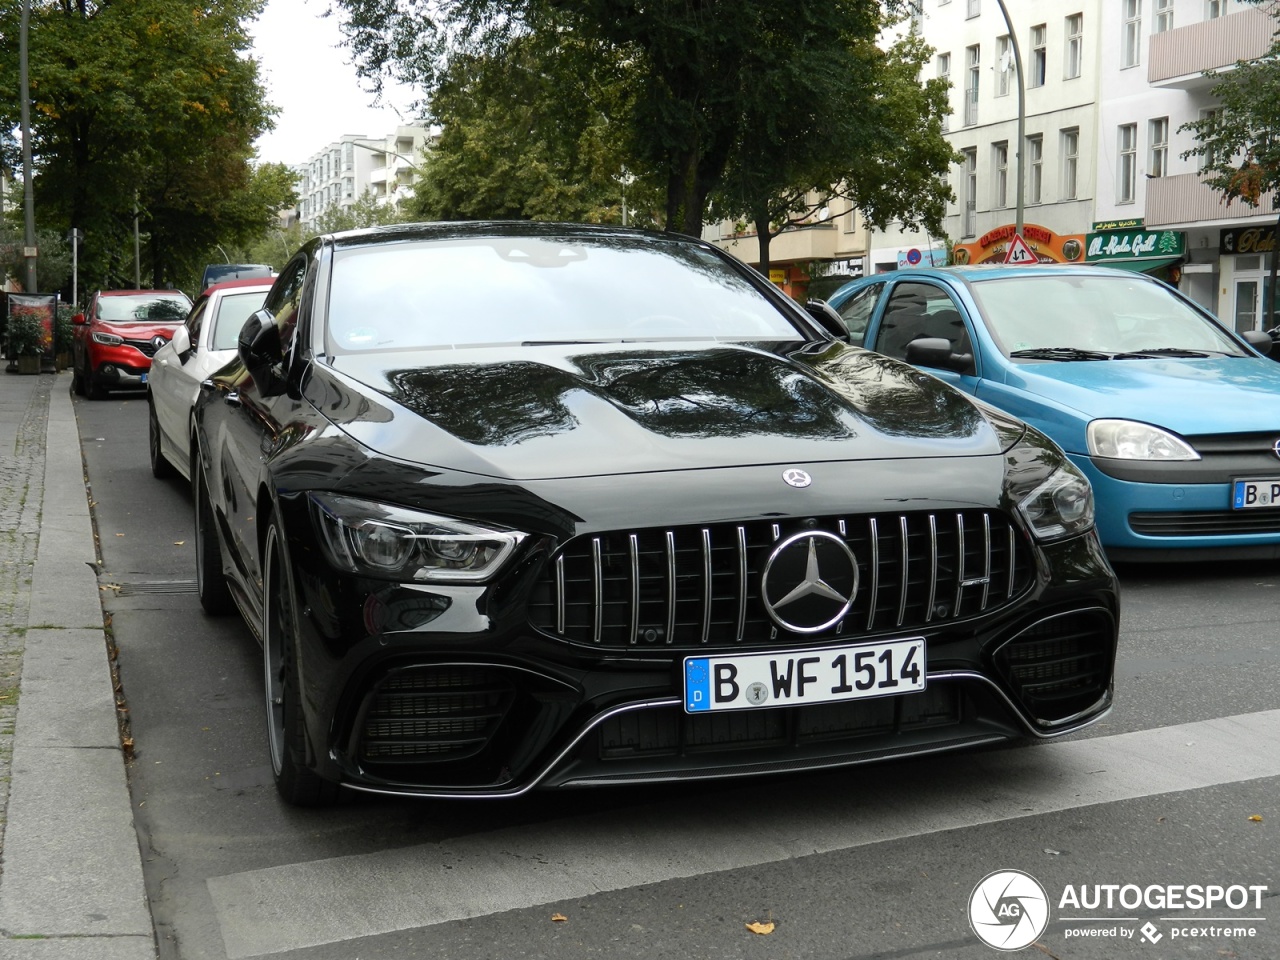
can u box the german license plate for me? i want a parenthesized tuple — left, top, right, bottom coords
(1232, 477, 1280, 509)
(140, 372, 148, 384)
(683, 638, 925, 713)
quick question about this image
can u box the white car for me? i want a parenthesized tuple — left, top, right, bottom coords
(148, 277, 273, 480)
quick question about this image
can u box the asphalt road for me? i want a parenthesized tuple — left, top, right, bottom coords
(75, 390, 1280, 960)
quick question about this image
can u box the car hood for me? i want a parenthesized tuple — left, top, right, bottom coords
(1009, 357, 1280, 434)
(93, 319, 183, 339)
(315, 341, 1000, 481)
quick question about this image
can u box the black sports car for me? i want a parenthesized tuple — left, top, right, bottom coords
(192, 222, 1119, 805)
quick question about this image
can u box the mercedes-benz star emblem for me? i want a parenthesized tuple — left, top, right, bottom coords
(760, 530, 857, 634)
(782, 468, 812, 488)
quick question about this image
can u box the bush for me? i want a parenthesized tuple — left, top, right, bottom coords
(55, 304, 75, 354)
(7, 310, 46, 356)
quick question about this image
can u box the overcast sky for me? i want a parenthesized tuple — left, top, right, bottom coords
(250, 0, 421, 166)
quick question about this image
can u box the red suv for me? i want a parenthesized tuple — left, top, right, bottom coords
(71, 289, 192, 400)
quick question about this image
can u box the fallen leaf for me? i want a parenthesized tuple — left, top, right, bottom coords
(115, 533, 125, 537)
(173, 540, 185, 546)
(1248, 815, 1263, 822)
(551, 913, 568, 923)
(745, 921, 775, 935)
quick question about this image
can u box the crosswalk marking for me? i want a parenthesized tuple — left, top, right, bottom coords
(207, 709, 1280, 958)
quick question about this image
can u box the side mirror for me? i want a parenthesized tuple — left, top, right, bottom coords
(170, 325, 192, 361)
(72, 312, 86, 325)
(905, 337, 975, 374)
(237, 309, 284, 394)
(1241, 329, 1273, 357)
(804, 299, 849, 339)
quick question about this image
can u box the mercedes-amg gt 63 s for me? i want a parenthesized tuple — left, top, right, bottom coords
(192, 222, 1120, 806)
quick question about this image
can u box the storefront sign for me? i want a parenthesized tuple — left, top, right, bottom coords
(952, 223, 1086, 266)
(1220, 226, 1278, 255)
(1091, 218, 1143, 232)
(1085, 229, 1185, 262)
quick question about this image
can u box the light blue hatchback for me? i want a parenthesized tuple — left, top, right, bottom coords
(827, 264, 1280, 561)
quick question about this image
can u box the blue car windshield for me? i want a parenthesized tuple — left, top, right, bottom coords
(970, 274, 1248, 358)
(325, 235, 804, 352)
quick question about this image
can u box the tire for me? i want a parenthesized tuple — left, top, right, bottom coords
(72, 359, 86, 396)
(85, 365, 106, 400)
(263, 517, 341, 807)
(148, 397, 176, 479)
(193, 459, 235, 616)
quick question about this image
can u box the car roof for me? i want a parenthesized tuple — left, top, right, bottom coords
(99, 288, 188, 297)
(326, 220, 702, 250)
(203, 277, 276, 295)
(865, 263, 1150, 284)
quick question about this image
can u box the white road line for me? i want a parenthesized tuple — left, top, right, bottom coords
(207, 709, 1280, 958)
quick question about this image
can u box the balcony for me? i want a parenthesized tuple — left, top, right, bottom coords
(1148, 5, 1275, 89)
(1144, 171, 1276, 228)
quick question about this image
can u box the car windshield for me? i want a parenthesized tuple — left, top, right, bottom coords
(325, 235, 803, 352)
(97, 294, 191, 323)
(970, 273, 1248, 359)
(210, 291, 269, 350)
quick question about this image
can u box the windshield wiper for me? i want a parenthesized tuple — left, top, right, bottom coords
(1111, 347, 1213, 359)
(1008, 347, 1112, 361)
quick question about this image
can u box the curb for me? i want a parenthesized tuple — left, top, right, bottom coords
(0, 381, 157, 959)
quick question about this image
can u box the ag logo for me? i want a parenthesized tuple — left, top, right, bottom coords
(968, 869, 1050, 951)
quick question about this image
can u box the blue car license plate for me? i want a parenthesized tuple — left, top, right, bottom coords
(139, 372, 148, 384)
(1232, 477, 1280, 509)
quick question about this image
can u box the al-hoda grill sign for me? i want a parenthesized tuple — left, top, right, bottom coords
(1085, 229, 1185, 262)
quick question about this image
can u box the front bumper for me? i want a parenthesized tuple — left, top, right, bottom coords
(284, 514, 1118, 799)
(1072, 454, 1280, 560)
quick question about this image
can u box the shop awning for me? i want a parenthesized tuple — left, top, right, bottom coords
(1089, 255, 1182, 274)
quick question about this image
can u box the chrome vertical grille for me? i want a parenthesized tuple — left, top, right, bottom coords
(528, 510, 1034, 649)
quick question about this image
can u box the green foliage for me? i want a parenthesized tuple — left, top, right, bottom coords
(0, 221, 72, 295)
(314, 188, 414, 234)
(6, 308, 46, 356)
(333, 0, 936, 237)
(54, 303, 74, 353)
(1180, 0, 1280, 208)
(0, 0, 293, 297)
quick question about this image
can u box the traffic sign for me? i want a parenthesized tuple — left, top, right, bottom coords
(1004, 234, 1038, 265)
(906, 248, 922, 265)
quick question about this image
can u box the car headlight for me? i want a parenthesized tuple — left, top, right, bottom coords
(91, 331, 124, 346)
(308, 493, 526, 583)
(1017, 466, 1095, 542)
(1087, 419, 1199, 461)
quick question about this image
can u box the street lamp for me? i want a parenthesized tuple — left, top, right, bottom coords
(19, 0, 37, 293)
(995, 0, 1026, 240)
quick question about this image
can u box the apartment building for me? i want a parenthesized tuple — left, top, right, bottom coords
(295, 124, 431, 231)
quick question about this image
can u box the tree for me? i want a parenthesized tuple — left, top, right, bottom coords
(0, 0, 292, 299)
(714, 24, 955, 274)
(314, 188, 413, 234)
(1180, 0, 1280, 327)
(334, 0, 938, 237)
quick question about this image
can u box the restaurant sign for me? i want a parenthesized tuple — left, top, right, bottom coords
(1085, 229, 1185, 262)
(1220, 226, 1278, 255)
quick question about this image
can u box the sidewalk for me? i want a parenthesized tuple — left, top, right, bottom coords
(0, 371, 156, 960)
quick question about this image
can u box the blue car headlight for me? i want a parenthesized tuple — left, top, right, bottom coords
(309, 493, 526, 583)
(1087, 419, 1199, 461)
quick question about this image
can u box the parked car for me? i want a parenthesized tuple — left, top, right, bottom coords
(200, 262, 273, 292)
(147, 277, 273, 480)
(827, 264, 1280, 561)
(193, 222, 1118, 806)
(71, 289, 193, 400)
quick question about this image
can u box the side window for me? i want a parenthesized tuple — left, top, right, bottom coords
(876, 283, 973, 362)
(836, 284, 884, 347)
(185, 298, 208, 352)
(263, 255, 308, 357)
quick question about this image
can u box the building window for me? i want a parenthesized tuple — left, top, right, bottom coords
(1154, 0, 1173, 33)
(937, 53, 951, 131)
(1149, 117, 1169, 178)
(1065, 14, 1083, 79)
(963, 148, 977, 238)
(965, 45, 980, 126)
(1118, 123, 1138, 203)
(994, 141, 1009, 209)
(1062, 127, 1079, 199)
(1122, 0, 1142, 69)
(967, 0, 980, 19)
(1030, 25, 1047, 87)
(996, 36, 1012, 97)
(1206, 0, 1226, 18)
(1199, 107, 1223, 170)
(1027, 135, 1043, 204)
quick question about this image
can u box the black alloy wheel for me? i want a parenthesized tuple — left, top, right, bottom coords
(84, 364, 106, 401)
(71, 359, 85, 396)
(193, 457, 234, 616)
(148, 397, 175, 479)
(263, 516, 341, 807)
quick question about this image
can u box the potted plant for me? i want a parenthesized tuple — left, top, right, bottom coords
(7, 311, 45, 374)
(54, 305, 74, 371)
